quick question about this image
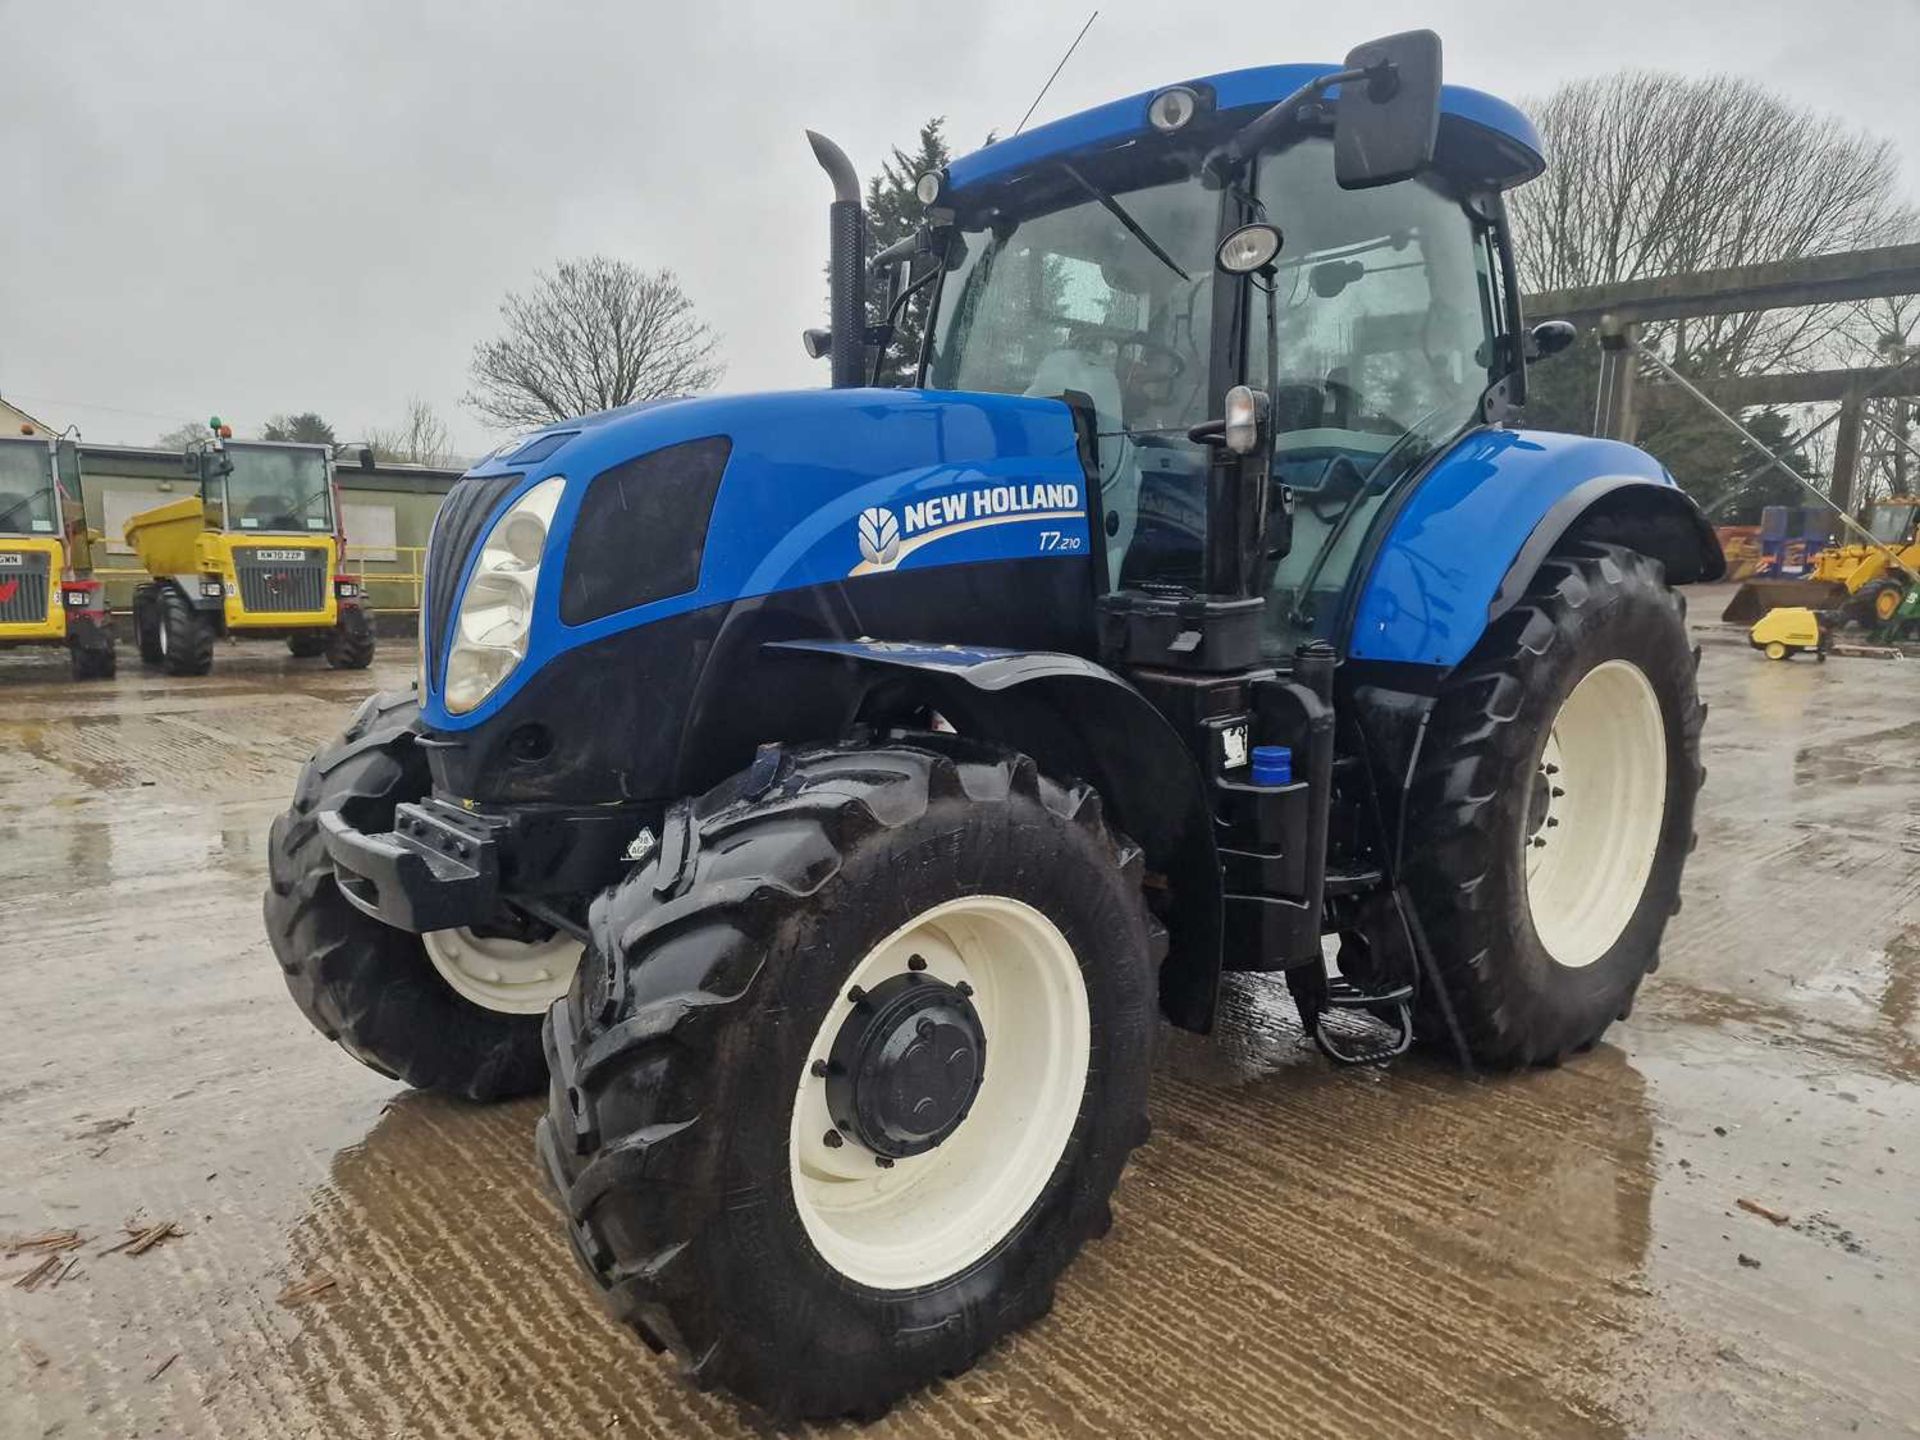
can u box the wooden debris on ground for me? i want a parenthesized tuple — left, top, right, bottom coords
(100, 1219, 186, 1257)
(19, 1338, 51, 1369)
(147, 1352, 179, 1382)
(12, 1255, 61, 1292)
(276, 1270, 339, 1307)
(3, 1230, 84, 1260)
(1737, 1196, 1791, 1225)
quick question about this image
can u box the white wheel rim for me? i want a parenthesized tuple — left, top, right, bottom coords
(422, 928, 582, 1014)
(789, 895, 1089, 1290)
(1524, 659, 1668, 969)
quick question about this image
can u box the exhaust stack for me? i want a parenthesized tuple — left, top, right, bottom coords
(807, 130, 866, 389)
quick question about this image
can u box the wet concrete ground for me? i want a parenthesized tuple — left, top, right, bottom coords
(1, 590, 1915, 1439)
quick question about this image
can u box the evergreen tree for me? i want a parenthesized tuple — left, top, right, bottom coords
(862, 119, 952, 386)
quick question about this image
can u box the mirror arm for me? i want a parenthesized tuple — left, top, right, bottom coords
(1209, 64, 1373, 176)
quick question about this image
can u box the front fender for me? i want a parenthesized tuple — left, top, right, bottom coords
(1347, 428, 1723, 669)
(766, 638, 1223, 1033)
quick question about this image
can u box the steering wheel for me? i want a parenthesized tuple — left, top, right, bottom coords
(1269, 375, 1365, 432)
(1302, 455, 1370, 522)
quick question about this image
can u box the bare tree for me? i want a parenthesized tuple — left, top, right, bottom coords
(465, 258, 723, 429)
(368, 397, 454, 467)
(154, 420, 208, 451)
(1512, 72, 1916, 378)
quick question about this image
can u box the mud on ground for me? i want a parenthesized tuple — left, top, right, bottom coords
(2, 594, 1916, 1439)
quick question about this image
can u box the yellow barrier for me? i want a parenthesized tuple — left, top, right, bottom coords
(94, 545, 430, 613)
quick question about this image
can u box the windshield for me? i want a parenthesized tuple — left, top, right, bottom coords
(1254, 138, 1500, 654)
(1867, 501, 1916, 544)
(220, 444, 334, 534)
(0, 440, 58, 536)
(926, 164, 1221, 587)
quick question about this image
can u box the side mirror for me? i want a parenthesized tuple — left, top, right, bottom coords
(802, 328, 832, 361)
(1527, 320, 1577, 362)
(1333, 30, 1442, 190)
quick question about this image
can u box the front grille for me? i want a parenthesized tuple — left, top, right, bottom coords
(234, 547, 328, 613)
(0, 550, 50, 625)
(425, 472, 523, 687)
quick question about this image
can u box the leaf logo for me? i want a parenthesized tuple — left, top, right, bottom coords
(857, 506, 901, 567)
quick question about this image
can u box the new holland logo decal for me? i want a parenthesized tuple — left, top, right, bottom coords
(851, 482, 1082, 575)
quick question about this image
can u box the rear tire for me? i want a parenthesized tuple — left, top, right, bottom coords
(262, 691, 557, 1100)
(286, 632, 329, 658)
(1402, 545, 1704, 1068)
(538, 741, 1157, 1421)
(68, 624, 116, 680)
(324, 607, 375, 669)
(157, 586, 214, 676)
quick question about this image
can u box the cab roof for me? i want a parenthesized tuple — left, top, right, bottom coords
(946, 62, 1545, 201)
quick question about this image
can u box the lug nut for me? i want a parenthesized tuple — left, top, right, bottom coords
(1532, 836, 1548, 848)
(1543, 763, 1560, 776)
(917, 1018, 936, 1039)
(874, 1155, 894, 1169)
(1551, 787, 1565, 798)
(810, 1059, 830, 1078)
(823, 1129, 844, 1149)
(955, 981, 973, 998)
(1546, 818, 1559, 828)
(907, 954, 928, 972)
(847, 985, 867, 1006)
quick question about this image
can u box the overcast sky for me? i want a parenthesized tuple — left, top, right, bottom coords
(5, 0, 1916, 458)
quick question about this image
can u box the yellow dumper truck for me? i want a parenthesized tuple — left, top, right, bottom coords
(124, 422, 374, 675)
(0, 428, 115, 679)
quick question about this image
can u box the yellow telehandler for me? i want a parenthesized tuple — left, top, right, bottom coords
(124, 419, 374, 676)
(0, 426, 115, 679)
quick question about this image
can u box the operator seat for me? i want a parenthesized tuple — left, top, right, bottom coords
(1025, 349, 1138, 580)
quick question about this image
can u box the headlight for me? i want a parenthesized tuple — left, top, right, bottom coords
(443, 475, 565, 714)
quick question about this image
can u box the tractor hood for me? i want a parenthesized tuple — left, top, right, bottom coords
(424, 388, 1094, 732)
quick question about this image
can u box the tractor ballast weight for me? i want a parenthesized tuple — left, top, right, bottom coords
(265, 30, 1724, 1421)
(124, 427, 374, 675)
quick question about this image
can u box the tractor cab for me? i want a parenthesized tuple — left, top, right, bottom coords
(1865, 497, 1919, 546)
(921, 54, 1533, 659)
(190, 438, 339, 537)
(0, 431, 115, 678)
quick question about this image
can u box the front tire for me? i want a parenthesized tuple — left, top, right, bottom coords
(157, 586, 214, 676)
(1402, 545, 1704, 1068)
(133, 586, 164, 666)
(324, 607, 376, 669)
(538, 742, 1157, 1421)
(68, 623, 116, 680)
(263, 691, 571, 1099)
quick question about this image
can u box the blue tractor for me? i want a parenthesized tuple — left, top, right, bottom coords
(264, 31, 1721, 1419)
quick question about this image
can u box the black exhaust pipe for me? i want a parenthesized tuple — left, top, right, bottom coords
(807, 130, 866, 389)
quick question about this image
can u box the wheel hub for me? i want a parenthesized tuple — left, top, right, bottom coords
(825, 971, 986, 1158)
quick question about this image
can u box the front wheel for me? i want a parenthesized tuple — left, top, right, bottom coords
(1402, 545, 1704, 1068)
(538, 742, 1157, 1421)
(68, 623, 116, 680)
(157, 586, 214, 676)
(262, 691, 579, 1099)
(324, 608, 375, 669)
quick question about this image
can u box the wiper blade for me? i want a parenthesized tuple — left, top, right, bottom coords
(1058, 162, 1191, 282)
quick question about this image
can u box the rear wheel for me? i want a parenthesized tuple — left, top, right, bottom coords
(538, 741, 1157, 1420)
(1402, 545, 1703, 1068)
(286, 632, 329, 658)
(324, 607, 375, 669)
(157, 586, 214, 676)
(263, 691, 578, 1099)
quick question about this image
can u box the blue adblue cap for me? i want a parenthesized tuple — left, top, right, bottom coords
(1250, 745, 1292, 788)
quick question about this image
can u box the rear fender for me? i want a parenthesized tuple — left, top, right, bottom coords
(766, 639, 1223, 1032)
(1349, 428, 1725, 670)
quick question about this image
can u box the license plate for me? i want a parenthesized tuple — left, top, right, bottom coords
(253, 549, 309, 562)
(0, 554, 22, 567)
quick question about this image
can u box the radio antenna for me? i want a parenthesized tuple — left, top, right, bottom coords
(1012, 10, 1098, 136)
